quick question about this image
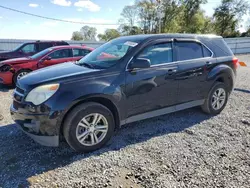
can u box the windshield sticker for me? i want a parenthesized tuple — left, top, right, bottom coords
(124, 41, 138, 47)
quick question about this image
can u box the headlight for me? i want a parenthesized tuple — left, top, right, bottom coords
(0, 64, 12, 72)
(25, 84, 60, 105)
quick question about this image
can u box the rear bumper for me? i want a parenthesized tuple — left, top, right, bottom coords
(0, 71, 13, 85)
(10, 104, 60, 147)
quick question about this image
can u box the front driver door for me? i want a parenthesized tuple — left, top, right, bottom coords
(125, 40, 179, 119)
(39, 49, 73, 68)
(18, 43, 37, 57)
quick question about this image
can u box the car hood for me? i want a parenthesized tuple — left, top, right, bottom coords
(18, 62, 100, 89)
(0, 57, 31, 65)
(0, 50, 11, 54)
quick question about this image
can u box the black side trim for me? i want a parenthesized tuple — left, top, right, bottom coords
(120, 99, 205, 125)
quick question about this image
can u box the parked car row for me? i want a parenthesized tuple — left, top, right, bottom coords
(0, 41, 94, 85)
(6, 34, 239, 152)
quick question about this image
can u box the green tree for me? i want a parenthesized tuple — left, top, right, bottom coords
(80, 26, 97, 41)
(120, 5, 138, 27)
(213, 0, 249, 37)
(98, 29, 121, 41)
(181, 0, 208, 33)
(161, 0, 183, 33)
(119, 25, 143, 35)
(136, 0, 158, 34)
(71, 31, 83, 41)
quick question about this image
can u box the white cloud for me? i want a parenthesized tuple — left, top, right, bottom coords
(108, 8, 112, 12)
(25, 21, 31, 25)
(77, 8, 83, 11)
(129, 1, 134, 5)
(74, 0, 100, 12)
(29, 3, 39, 8)
(0, 16, 3, 19)
(51, 0, 71, 7)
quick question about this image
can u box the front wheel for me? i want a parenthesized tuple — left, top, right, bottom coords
(13, 70, 31, 85)
(63, 102, 115, 152)
(201, 82, 229, 115)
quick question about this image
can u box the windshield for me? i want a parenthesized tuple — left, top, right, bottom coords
(30, 48, 53, 59)
(12, 44, 24, 51)
(77, 38, 140, 69)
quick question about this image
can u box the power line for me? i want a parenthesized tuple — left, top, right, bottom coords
(0, 5, 119, 26)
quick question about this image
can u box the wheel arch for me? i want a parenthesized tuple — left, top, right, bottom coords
(59, 96, 121, 138)
(208, 64, 235, 93)
(13, 68, 33, 84)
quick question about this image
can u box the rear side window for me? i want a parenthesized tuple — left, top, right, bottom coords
(73, 49, 91, 57)
(203, 46, 212, 57)
(175, 42, 203, 61)
(39, 43, 53, 51)
(137, 42, 173, 65)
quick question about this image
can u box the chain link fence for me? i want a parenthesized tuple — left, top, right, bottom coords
(0, 37, 250, 54)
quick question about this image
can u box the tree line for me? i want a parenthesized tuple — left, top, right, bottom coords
(71, 0, 250, 41)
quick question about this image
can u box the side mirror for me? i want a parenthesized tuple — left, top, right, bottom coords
(128, 58, 151, 70)
(43, 56, 52, 62)
(39, 56, 51, 64)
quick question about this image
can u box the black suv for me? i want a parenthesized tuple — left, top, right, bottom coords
(0, 40, 69, 61)
(10, 34, 238, 152)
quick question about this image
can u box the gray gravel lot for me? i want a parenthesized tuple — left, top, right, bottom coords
(0, 55, 250, 188)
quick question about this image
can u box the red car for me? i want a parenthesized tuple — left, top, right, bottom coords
(0, 45, 94, 85)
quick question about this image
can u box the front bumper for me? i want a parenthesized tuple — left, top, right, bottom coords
(10, 100, 62, 147)
(0, 71, 14, 85)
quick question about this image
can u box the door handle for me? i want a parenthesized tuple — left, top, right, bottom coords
(168, 69, 177, 75)
(206, 61, 213, 67)
(168, 69, 177, 73)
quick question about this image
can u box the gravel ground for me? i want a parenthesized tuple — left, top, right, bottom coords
(0, 55, 250, 188)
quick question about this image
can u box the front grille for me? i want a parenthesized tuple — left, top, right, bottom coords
(16, 87, 25, 94)
(13, 100, 19, 109)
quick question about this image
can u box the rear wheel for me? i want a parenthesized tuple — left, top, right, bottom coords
(13, 70, 31, 85)
(63, 102, 115, 152)
(201, 82, 229, 115)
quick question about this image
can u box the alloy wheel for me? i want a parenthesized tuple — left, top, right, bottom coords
(211, 88, 226, 110)
(17, 72, 28, 80)
(76, 113, 108, 146)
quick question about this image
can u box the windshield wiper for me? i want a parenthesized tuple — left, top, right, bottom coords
(80, 62, 95, 69)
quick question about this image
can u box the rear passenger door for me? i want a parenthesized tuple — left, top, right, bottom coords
(174, 39, 215, 103)
(38, 43, 53, 52)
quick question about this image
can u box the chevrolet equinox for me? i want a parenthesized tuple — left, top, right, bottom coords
(10, 34, 238, 152)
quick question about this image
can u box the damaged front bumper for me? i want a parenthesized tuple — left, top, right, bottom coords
(10, 87, 64, 147)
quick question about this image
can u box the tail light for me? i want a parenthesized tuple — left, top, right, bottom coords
(232, 57, 239, 69)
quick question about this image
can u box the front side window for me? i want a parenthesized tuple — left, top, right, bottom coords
(21, 44, 36, 53)
(48, 49, 72, 59)
(175, 42, 203, 61)
(137, 42, 173, 65)
(77, 38, 141, 69)
(31, 48, 53, 59)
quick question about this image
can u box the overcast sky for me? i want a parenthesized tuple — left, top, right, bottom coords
(0, 0, 248, 40)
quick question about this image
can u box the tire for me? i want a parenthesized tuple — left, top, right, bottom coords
(201, 82, 229, 115)
(63, 102, 115, 152)
(13, 70, 31, 85)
